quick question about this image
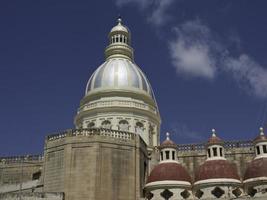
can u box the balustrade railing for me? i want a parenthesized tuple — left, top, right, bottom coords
(0, 154, 43, 163)
(177, 140, 253, 152)
(78, 99, 157, 114)
(46, 128, 135, 142)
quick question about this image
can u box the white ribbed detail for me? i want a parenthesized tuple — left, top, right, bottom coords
(244, 177, 267, 183)
(145, 180, 191, 188)
(194, 178, 241, 186)
(85, 58, 155, 100)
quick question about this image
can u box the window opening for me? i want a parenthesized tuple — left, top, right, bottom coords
(263, 145, 267, 153)
(256, 146, 260, 155)
(213, 147, 217, 156)
(166, 151, 170, 159)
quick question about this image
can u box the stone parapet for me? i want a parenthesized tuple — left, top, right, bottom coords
(0, 192, 64, 200)
(46, 128, 136, 142)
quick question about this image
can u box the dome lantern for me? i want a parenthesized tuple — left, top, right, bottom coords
(206, 129, 225, 160)
(105, 17, 133, 60)
(253, 127, 267, 159)
(159, 132, 178, 163)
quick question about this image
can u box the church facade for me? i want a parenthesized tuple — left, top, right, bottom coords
(0, 19, 267, 200)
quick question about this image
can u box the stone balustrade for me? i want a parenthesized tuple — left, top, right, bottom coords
(0, 155, 43, 164)
(46, 128, 136, 142)
(78, 99, 157, 114)
(177, 140, 253, 152)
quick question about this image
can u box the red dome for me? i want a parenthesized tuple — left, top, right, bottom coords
(160, 139, 177, 149)
(253, 135, 267, 143)
(207, 135, 223, 145)
(195, 160, 240, 182)
(147, 162, 191, 183)
(244, 158, 267, 181)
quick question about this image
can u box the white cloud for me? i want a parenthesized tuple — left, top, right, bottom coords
(169, 20, 218, 79)
(224, 54, 267, 98)
(148, 0, 175, 26)
(115, 2, 267, 99)
(169, 20, 267, 98)
(115, 0, 175, 26)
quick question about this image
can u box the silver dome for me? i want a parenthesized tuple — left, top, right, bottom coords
(86, 58, 156, 100)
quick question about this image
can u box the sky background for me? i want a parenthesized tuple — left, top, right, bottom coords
(1, 0, 267, 156)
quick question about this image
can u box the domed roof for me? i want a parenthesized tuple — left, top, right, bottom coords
(207, 129, 223, 145)
(85, 58, 156, 100)
(244, 158, 267, 181)
(159, 132, 177, 149)
(253, 127, 267, 143)
(195, 160, 240, 182)
(110, 18, 129, 33)
(147, 162, 191, 184)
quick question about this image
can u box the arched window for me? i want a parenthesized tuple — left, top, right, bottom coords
(88, 122, 95, 128)
(119, 120, 129, 131)
(136, 122, 144, 135)
(101, 120, 111, 129)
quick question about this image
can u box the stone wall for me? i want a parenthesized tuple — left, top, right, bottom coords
(43, 128, 148, 200)
(176, 140, 255, 181)
(0, 192, 64, 200)
(0, 155, 43, 185)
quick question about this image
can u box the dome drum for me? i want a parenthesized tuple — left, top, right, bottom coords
(105, 44, 133, 60)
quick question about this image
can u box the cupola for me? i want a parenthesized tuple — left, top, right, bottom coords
(244, 127, 267, 195)
(253, 127, 267, 159)
(145, 133, 191, 193)
(158, 132, 178, 163)
(105, 17, 133, 60)
(206, 129, 225, 160)
(194, 129, 241, 199)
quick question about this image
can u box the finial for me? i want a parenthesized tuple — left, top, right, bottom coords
(117, 15, 122, 25)
(166, 132, 170, 140)
(260, 127, 264, 136)
(212, 129, 216, 137)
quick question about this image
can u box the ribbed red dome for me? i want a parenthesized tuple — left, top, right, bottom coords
(195, 160, 240, 182)
(207, 135, 223, 145)
(159, 139, 177, 149)
(244, 158, 267, 181)
(253, 135, 267, 143)
(147, 162, 191, 183)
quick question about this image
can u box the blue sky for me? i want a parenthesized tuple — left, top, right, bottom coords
(1, 0, 267, 155)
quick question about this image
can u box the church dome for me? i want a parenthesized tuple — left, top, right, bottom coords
(207, 129, 223, 146)
(85, 58, 155, 100)
(195, 160, 240, 183)
(146, 162, 191, 184)
(110, 18, 129, 33)
(253, 127, 267, 143)
(159, 132, 177, 149)
(244, 158, 267, 181)
(84, 17, 156, 102)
